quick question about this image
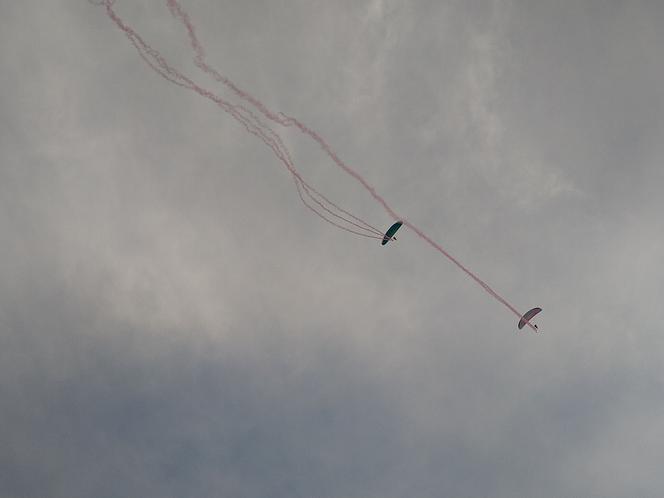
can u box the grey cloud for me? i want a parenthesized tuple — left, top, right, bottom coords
(1, 0, 663, 496)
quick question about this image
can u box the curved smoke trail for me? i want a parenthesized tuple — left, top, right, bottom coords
(95, 0, 536, 330)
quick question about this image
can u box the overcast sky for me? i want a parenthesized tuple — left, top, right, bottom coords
(2, 1, 664, 496)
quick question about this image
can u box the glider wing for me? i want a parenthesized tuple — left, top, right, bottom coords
(518, 307, 542, 330)
(382, 221, 403, 245)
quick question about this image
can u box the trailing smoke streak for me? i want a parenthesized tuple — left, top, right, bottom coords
(98, 0, 536, 330)
(166, 0, 400, 223)
(300, 182, 384, 237)
(102, 0, 381, 239)
(295, 179, 382, 240)
(165, 0, 400, 237)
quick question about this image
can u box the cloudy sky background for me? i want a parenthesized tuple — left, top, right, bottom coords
(2, 0, 664, 496)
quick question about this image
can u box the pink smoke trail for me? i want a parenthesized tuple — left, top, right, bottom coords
(294, 179, 382, 240)
(99, 0, 382, 239)
(164, 0, 535, 329)
(97, 0, 536, 330)
(165, 0, 389, 237)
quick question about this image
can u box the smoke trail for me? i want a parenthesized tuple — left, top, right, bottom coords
(99, 0, 381, 239)
(96, 0, 536, 330)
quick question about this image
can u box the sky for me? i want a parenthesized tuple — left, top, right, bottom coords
(2, 0, 664, 496)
